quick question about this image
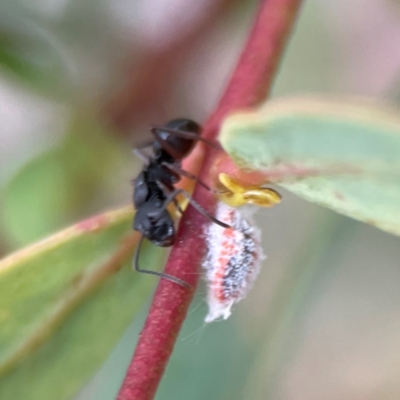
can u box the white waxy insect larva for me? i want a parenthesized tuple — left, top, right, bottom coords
(202, 202, 265, 323)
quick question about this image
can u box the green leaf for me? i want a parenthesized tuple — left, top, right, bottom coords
(219, 96, 400, 236)
(0, 7, 70, 93)
(2, 114, 126, 248)
(0, 206, 164, 400)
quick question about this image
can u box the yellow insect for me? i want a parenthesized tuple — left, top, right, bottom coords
(217, 173, 281, 208)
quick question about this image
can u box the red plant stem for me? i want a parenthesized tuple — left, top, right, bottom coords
(117, 1, 302, 399)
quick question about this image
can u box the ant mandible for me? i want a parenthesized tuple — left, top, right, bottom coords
(132, 118, 230, 288)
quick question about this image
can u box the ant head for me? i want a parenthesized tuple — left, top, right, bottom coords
(153, 118, 201, 161)
(133, 205, 176, 247)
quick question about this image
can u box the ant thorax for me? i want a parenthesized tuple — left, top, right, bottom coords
(145, 159, 180, 186)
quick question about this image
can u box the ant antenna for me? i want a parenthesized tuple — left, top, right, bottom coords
(133, 235, 191, 289)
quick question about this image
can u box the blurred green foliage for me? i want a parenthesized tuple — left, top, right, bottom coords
(0, 207, 164, 400)
(0, 7, 67, 94)
(3, 115, 126, 247)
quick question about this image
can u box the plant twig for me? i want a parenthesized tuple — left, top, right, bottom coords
(117, 1, 303, 399)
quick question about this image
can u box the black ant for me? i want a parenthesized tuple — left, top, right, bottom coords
(132, 118, 230, 288)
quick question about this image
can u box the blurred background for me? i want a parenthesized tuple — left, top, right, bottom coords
(1, 0, 400, 399)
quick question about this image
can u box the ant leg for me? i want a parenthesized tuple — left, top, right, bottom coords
(134, 139, 153, 150)
(151, 125, 219, 149)
(162, 162, 220, 194)
(160, 188, 231, 229)
(153, 180, 184, 215)
(133, 235, 191, 289)
(172, 197, 184, 215)
(133, 148, 151, 164)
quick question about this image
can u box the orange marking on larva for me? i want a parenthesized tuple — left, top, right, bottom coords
(202, 202, 266, 322)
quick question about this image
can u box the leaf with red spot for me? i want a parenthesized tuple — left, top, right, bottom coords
(0, 206, 164, 400)
(220, 96, 400, 236)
